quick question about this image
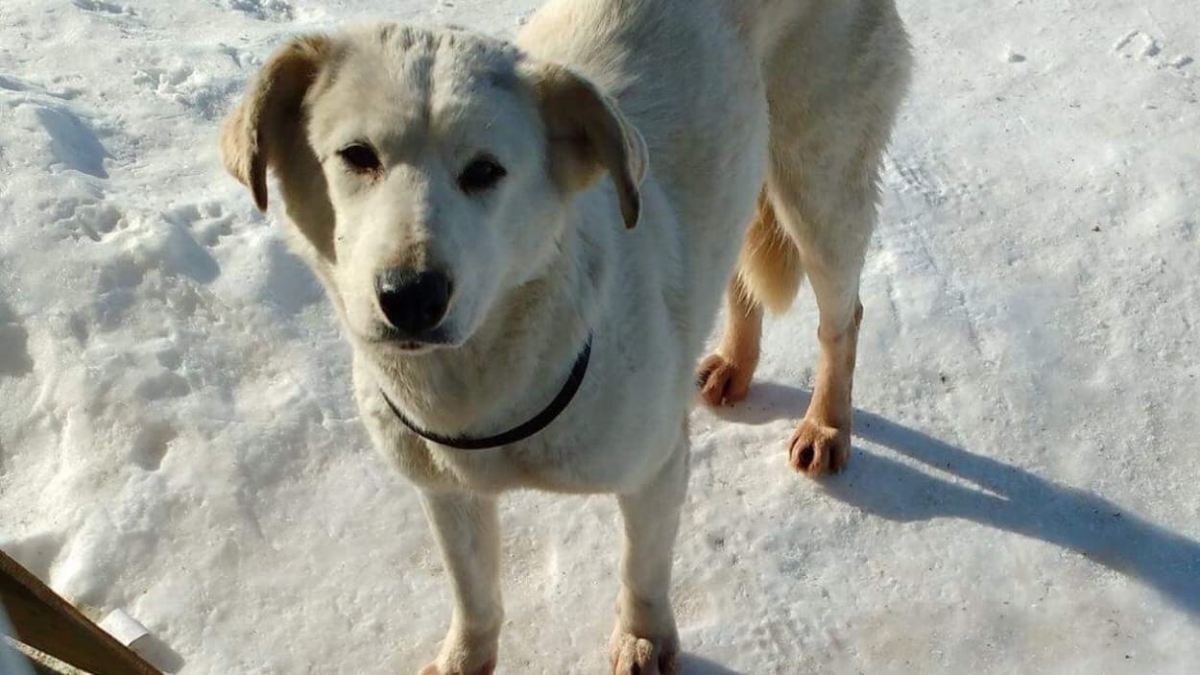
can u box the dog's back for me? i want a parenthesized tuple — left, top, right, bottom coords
(518, 0, 910, 356)
(517, 0, 768, 231)
(517, 0, 770, 353)
(522, 0, 912, 479)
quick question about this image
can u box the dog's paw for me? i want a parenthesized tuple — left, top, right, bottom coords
(788, 418, 850, 476)
(609, 629, 679, 675)
(696, 353, 754, 407)
(416, 616, 500, 675)
(417, 660, 495, 675)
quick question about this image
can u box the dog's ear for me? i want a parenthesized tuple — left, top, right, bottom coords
(525, 64, 648, 229)
(220, 34, 331, 211)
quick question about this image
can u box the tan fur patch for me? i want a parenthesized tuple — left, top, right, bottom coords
(735, 189, 804, 314)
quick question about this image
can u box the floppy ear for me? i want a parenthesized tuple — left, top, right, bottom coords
(526, 64, 648, 229)
(220, 34, 330, 211)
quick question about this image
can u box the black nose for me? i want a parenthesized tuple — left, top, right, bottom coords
(376, 269, 453, 336)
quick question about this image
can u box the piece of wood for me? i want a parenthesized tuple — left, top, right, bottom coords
(7, 638, 89, 675)
(0, 550, 161, 675)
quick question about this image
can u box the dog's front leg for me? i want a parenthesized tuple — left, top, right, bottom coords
(609, 442, 688, 675)
(418, 490, 503, 675)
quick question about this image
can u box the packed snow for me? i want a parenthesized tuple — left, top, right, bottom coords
(1, 1, 1197, 673)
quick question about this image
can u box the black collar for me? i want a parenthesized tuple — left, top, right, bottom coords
(380, 336, 593, 451)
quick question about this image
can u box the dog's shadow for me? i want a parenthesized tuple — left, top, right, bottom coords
(709, 382, 1200, 621)
(679, 653, 746, 674)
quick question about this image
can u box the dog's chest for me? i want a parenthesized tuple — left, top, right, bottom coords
(355, 330, 687, 495)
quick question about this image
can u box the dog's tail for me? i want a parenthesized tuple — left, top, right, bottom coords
(734, 188, 803, 314)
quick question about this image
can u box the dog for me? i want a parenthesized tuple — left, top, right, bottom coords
(220, 1, 909, 672)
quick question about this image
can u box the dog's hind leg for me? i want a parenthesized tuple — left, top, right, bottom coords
(764, 0, 909, 476)
(775, 188, 869, 476)
(418, 491, 503, 675)
(704, 0, 911, 476)
(609, 437, 688, 675)
(762, 103, 890, 477)
(697, 190, 802, 407)
(698, 174, 869, 478)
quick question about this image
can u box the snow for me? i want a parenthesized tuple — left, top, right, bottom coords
(1, 0, 1197, 673)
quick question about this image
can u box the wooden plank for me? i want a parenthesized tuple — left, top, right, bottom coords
(6, 638, 90, 675)
(0, 550, 161, 675)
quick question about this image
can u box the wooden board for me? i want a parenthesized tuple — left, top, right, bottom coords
(0, 550, 161, 675)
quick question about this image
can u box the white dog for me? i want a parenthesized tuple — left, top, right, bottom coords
(220, 1, 909, 672)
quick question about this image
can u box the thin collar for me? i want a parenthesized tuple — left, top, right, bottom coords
(380, 336, 593, 451)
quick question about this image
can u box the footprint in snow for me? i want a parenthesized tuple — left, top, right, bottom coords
(24, 104, 111, 178)
(56, 197, 127, 242)
(130, 420, 180, 472)
(223, 0, 294, 22)
(0, 297, 35, 378)
(132, 66, 239, 120)
(0, 73, 82, 100)
(73, 0, 134, 15)
(1113, 30, 1194, 72)
(164, 202, 236, 247)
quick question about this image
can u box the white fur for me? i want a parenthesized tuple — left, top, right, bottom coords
(220, 2, 910, 672)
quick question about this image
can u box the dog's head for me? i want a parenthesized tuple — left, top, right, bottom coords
(220, 25, 647, 353)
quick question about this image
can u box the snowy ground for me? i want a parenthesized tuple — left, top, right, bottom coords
(1, 0, 1198, 673)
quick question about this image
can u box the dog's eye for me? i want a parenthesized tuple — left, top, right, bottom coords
(457, 156, 507, 193)
(339, 143, 382, 173)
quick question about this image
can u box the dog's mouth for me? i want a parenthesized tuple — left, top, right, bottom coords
(367, 325, 458, 353)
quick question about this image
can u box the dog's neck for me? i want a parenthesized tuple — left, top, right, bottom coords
(360, 211, 608, 440)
